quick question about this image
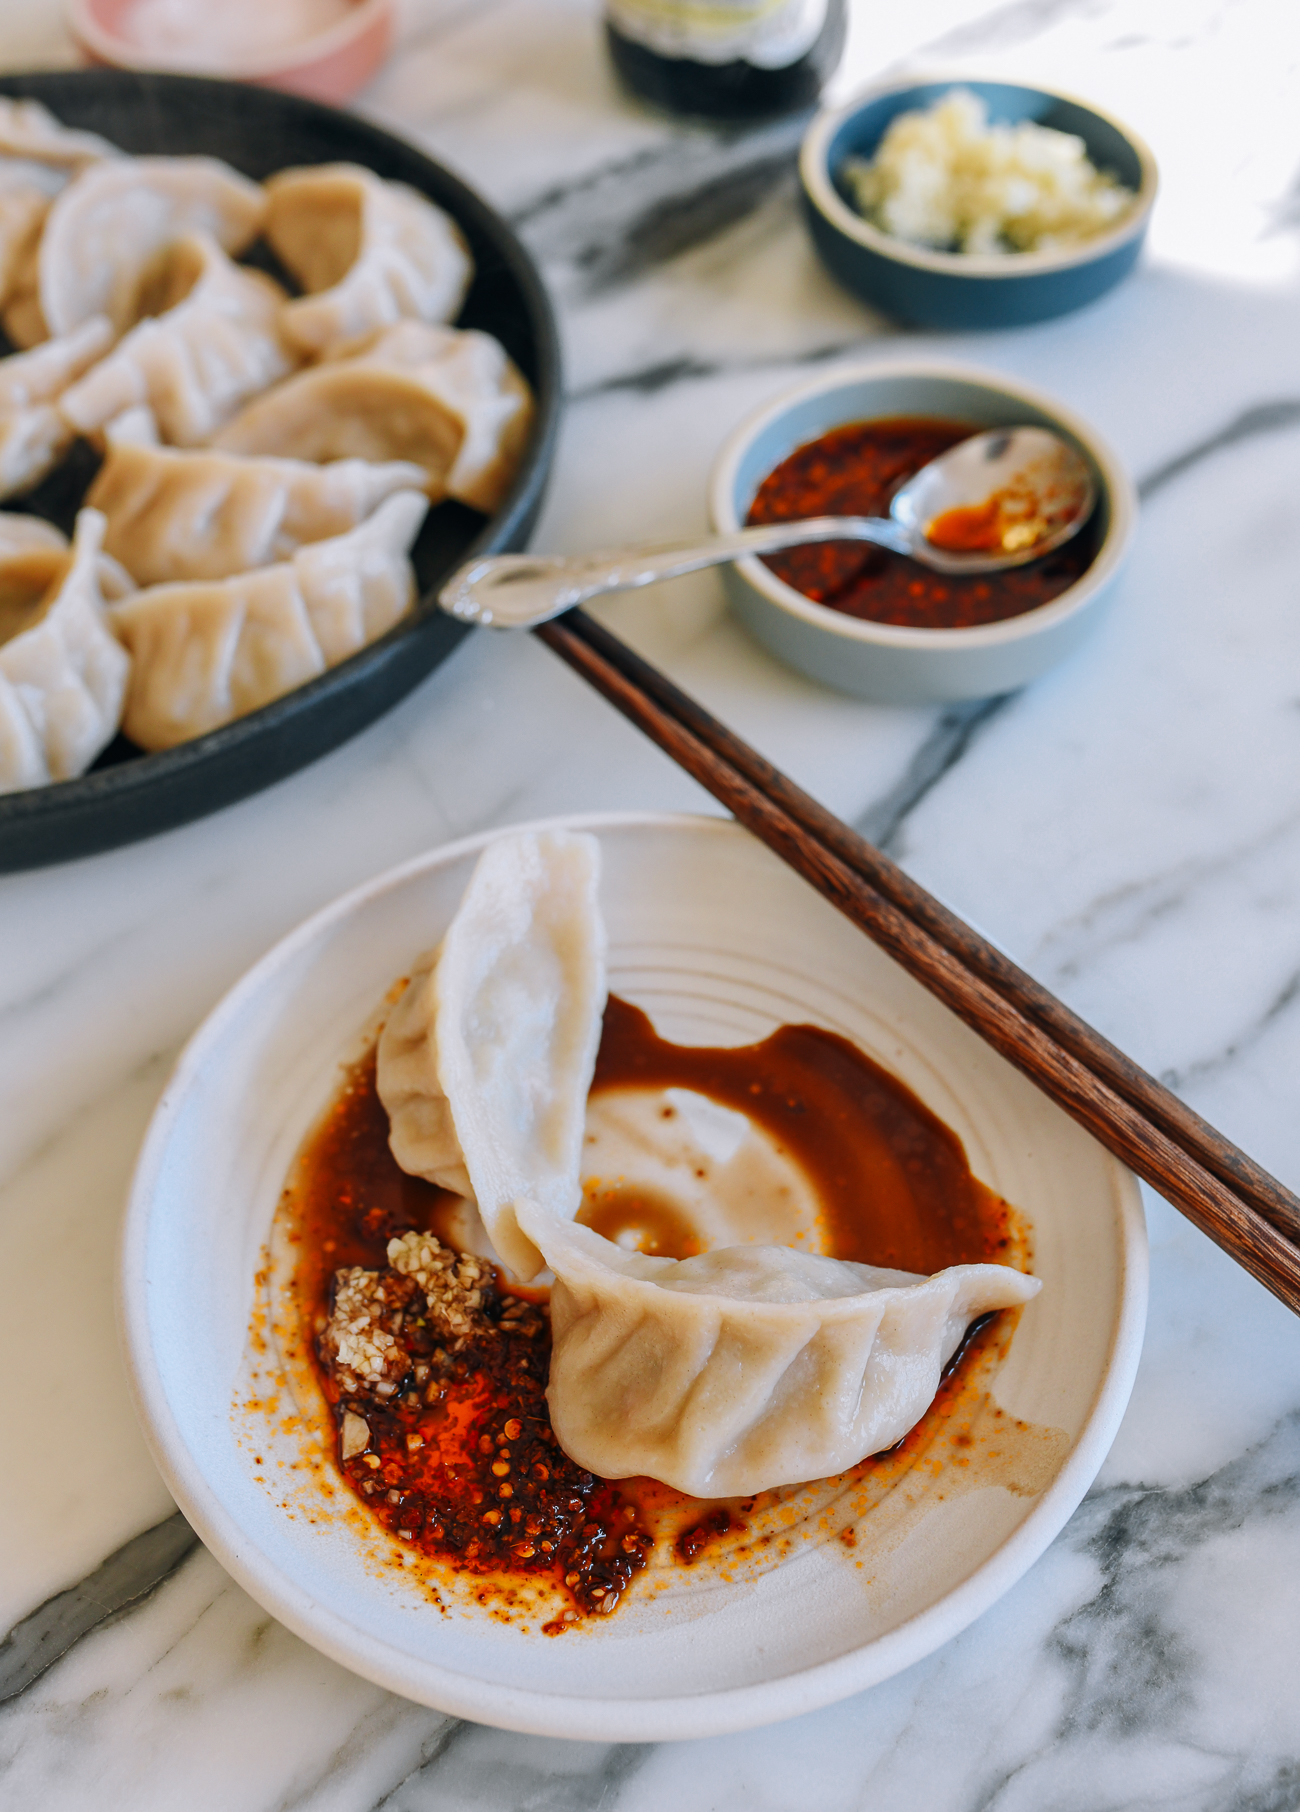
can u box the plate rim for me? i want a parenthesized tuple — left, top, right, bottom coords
(118, 809, 1148, 1740)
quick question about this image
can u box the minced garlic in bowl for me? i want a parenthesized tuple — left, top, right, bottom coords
(843, 88, 1136, 256)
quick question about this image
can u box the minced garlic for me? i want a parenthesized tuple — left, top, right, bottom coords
(843, 88, 1136, 256)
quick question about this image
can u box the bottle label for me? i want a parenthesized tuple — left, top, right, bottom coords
(607, 0, 828, 69)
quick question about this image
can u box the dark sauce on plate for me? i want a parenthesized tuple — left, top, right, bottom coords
(747, 416, 1099, 629)
(283, 995, 1026, 1628)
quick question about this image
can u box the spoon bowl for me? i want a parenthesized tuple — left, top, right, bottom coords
(438, 427, 1095, 630)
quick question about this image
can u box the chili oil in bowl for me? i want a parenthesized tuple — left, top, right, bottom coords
(709, 360, 1136, 703)
(120, 812, 1146, 1740)
(799, 78, 1157, 329)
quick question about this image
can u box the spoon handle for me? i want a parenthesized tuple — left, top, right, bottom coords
(438, 515, 912, 628)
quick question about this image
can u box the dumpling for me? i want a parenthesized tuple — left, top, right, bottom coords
(276, 488, 426, 665)
(0, 314, 114, 412)
(265, 163, 473, 357)
(0, 113, 115, 342)
(0, 511, 66, 555)
(532, 1215, 1042, 1495)
(0, 106, 117, 346)
(214, 321, 533, 513)
(0, 507, 132, 793)
(0, 97, 119, 171)
(39, 153, 265, 339)
(376, 829, 606, 1281)
(348, 323, 535, 513)
(0, 179, 51, 323)
(108, 488, 426, 748)
(1, 224, 49, 350)
(58, 234, 293, 446)
(0, 315, 115, 497)
(86, 432, 427, 584)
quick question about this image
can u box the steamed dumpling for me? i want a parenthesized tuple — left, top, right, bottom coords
(108, 488, 426, 748)
(376, 829, 606, 1281)
(532, 1214, 1042, 1496)
(58, 234, 293, 446)
(0, 315, 115, 497)
(39, 153, 265, 339)
(0, 98, 119, 343)
(0, 511, 66, 555)
(87, 433, 428, 584)
(0, 178, 52, 340)
(0, 97, 119, 171)
(265, 163, 473, 357)
(213, 321, 533, 513)
(0, 507, 132, 792)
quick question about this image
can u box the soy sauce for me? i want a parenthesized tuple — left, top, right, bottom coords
(604, 0, 847, 121)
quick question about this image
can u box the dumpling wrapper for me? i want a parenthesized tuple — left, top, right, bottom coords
(87, 432, 427, 584)
(214, 321, 533, 514)
(59, 234, 293, 447)
(529, 1215, 1042, 1496)
(0, 316, 115, 499)
(39, 153, 265, 339)
(0, 507, 132, 792)
(0, 511, 66, 556)
(108, 488, 426, 748)
(0, 180, 50, 318)
(0, 98, 119, 171)
(0, 100, 120, 347)
(265, 163, 473, 356)
(376, 829, 606, 1282)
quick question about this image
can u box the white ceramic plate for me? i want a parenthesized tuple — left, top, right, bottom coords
(120, 812, 1147, 1740)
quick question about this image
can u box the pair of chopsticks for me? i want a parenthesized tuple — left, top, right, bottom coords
(536, 607, 1300, 1316)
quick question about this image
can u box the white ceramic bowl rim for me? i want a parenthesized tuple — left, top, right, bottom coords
(709, 357, 1138, 651)
(801, 74, 1159, 280)
(69, 0, 391, 79)
(119, 811, 1148, 1742)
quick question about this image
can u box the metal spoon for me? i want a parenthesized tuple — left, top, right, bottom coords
(438, 426, 1096, 629)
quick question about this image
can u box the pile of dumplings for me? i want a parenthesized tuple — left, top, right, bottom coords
(0, 97, 534, 794)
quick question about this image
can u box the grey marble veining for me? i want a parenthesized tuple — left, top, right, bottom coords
(2, 0, 1300, 1804)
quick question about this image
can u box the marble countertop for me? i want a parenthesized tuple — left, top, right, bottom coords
(3, 0, 1300, 1804)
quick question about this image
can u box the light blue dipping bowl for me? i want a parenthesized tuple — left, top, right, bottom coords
(799, 79, 1158, 329)
(708, 360, 1137, 703)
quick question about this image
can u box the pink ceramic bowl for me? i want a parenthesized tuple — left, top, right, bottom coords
(68, 0, 394, 104)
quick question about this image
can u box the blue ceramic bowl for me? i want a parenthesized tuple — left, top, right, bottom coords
(708, 360, 1137, 704)
(799, 79, 1158, 329)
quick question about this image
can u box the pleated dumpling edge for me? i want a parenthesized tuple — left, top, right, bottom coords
(376, 829, 607, 1282)
(527, 1208, 1043, 1497)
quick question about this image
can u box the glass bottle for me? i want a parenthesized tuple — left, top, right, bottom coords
(604, 0, 848, 122)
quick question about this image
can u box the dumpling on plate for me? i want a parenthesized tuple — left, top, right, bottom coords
(0, 96, 119, 171)
(39, 153, 265, 339)
(0, 314, 115, 497)
(265, 164, 473, 357)
(0, 179, 52, 331)
(58, 234, 293, 447)
(0, 102, 120, 347)
(108, 488, 426, 749)
(0, 511, 67, 556)
(376, 828, 606, 1282)
(214, 320, 533, 513)
(0, 507, 132, 793)
(531, 1214, 1042, 1496)
(1, 220, 50, 350)
(87, 431, 428, 584)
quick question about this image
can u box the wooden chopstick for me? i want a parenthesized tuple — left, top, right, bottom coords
(536, 608, 1300, 1317)
(553, 610, 1300, 1249)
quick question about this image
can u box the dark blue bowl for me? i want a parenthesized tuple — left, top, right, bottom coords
(799, 79, 1157, 329)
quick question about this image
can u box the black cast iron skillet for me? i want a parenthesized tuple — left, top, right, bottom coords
(0, 69, 561, 870)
